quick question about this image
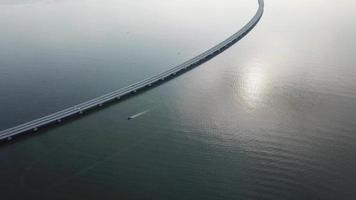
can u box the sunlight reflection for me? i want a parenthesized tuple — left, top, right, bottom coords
(240, 65, 267, 108)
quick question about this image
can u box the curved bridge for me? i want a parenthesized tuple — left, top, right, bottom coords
(0, 0, 264, 141)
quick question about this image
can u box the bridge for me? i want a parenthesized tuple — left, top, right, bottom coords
(0, 0, 264, 141)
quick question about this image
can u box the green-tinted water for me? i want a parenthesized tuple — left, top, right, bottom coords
(1, 0, 356, 199)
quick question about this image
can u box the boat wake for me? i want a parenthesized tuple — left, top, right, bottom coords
(128, 109, 151, 120)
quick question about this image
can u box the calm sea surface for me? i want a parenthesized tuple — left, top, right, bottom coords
(1, 0, 356, 199)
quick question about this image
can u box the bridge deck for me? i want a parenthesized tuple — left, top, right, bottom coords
(0, 0, 264, 141)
